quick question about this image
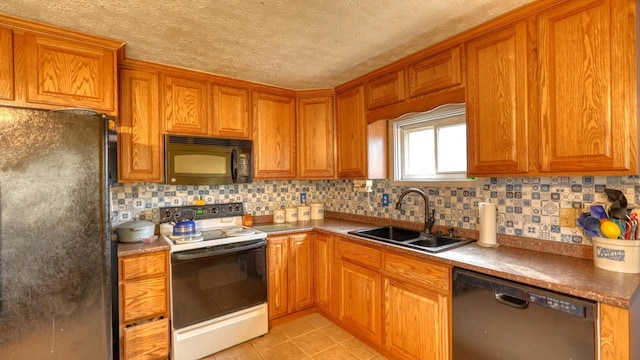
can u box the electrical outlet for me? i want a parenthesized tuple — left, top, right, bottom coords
(560, 208, 576, 227)
(300, 193, 306, 204)
(382, 193, 389, 207)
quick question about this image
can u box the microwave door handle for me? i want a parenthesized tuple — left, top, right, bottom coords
(231, 148, 238, 183)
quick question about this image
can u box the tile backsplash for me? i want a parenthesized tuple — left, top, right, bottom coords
(111, 176, 640, 245)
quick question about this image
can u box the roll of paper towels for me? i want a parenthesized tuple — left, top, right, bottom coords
(478, 202, 498, 247)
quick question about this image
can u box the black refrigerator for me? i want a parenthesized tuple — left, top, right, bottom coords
(0, 106, 115, 359)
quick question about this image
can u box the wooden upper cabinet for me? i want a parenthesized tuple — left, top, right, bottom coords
(407, 45, 463, 98)
(163, 75, 208, 135)
(211, 84, 250, 139)
(297, 95, 335, 179)
(367, 120, 387, 180)
(23, 33, 116, 112)
(119, 68, 163, 183)
(252, 91, 296, 179)
(365, 69, 405, 110)
(0, 27, 14, 100)
(537, 0, 636, 174)
(466, 21, 530, 176)
(336, 86, 367, 178)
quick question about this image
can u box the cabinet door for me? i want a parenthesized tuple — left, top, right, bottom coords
(336, 86, 367, 178)
(211, 84, 250, 139)
(119, 68, 163, 182)
(466, 21, 530, 176)
(338, 259, 382, 345)
(383, 277, 448, 360)
(0, 27, 13, 100)
(288, 233, 314, 312)
(23, 33, 116, 112)
(297, 96, 335, 179)
(365, 69, 405, 110)
(267, 236, 289, 319)
(407, 46, 462, 98)
(314, 233, 333, 314)
(163, 75, 208, 135)
(538, 0, 636, 174)
(382, 252, 451, 359)
(252, 91, 296, 179)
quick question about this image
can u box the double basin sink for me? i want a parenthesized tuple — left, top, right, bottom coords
(348, 226, 475, 253)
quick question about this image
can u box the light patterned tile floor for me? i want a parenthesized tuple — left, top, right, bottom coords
(204, 313, 388, 360)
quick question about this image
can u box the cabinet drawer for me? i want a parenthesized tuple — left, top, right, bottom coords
(338, 239, 381, 269)
(383, 252, 450, 292)
(120, 252, 167, 281)
(123, 318, 169, 360)
(121, 276, 167, 324)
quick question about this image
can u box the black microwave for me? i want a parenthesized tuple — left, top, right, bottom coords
(165, 135, 252, 185)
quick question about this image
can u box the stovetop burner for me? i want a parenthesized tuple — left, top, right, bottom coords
(159, 203, 266, 252)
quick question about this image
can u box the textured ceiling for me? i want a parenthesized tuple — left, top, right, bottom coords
(0, 0, 533, 89)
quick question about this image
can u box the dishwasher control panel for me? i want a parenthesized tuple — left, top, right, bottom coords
(529, 292, 586, 317)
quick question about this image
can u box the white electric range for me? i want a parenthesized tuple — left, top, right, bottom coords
(159, 203, 268, 360)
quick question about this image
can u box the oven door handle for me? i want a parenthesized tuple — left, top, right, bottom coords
(172, 239, 266, 261)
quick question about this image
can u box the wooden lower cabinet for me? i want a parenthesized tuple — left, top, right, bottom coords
(314, 233, 333, 314)
(334, 237, 451, 359)
(288, 233, 315, 312)
(267, 233, 315, 320)
(384, 278, 448, 360)
(338, 257, 382, 344)
(382, 252, 450, 360)
(118, 251, 170, 360)
(336, 239, 382, 344)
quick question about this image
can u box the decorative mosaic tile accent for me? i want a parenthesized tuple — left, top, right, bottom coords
(110, 176, 640, 245)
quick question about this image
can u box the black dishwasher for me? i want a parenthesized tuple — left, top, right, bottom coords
(452, 268, 596, 360)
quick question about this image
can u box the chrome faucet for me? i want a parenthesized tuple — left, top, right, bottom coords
(395, 188, 436, 234)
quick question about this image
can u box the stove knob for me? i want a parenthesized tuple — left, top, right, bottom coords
(212, 207, 219, 214)
(228, 205, 233, 213)
(235, 205, 241, 212)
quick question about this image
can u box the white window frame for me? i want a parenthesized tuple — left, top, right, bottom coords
(388, 103, 477, 186)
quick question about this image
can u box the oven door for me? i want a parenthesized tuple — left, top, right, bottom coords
(170, 239, 267, 330)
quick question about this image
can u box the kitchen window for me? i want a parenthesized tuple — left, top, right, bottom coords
(390, 103, 473, 184)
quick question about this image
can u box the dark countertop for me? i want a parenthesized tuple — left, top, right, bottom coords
(259, 218, 640, 309)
